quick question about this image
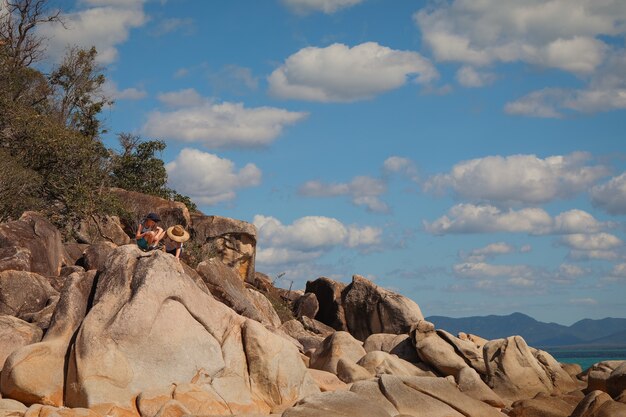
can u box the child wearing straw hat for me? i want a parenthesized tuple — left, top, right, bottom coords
(163, 224, 190, 260)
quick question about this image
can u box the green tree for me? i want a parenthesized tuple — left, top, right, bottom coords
(49, 46, 111, 138)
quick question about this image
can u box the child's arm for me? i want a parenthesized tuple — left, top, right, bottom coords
(175, 247, 182, 260)
(135, 224, 143, 239)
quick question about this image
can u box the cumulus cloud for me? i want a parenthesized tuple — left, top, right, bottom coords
(383, 156, 419, 182)
(281, 0, 363, 14)
(268, 42, 438, 102)
(505, 50, 626, 117)
(424, 152, 610, 205)
(591, 172, 626, 215)
(453, 262, 538, 289)
(299, 176, 389, 213)
(425, 205, 608, 236)
(461, 242, 516, 262)
(38, 1, 146, 64)
(559, 233, 624, 261)
(414, 0, 625, 75)
(456, 66, 496, 88)
(253, 215, 382, 266)
(165, 148, 261, 205)
(143, 99, 308, 148)
(157, 88, 205, 108)
(102, 80, 146, 101)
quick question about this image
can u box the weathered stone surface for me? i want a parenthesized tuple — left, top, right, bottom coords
(136, 386, 175, 417)
(508, 392, 581, 417)
(0, 246, 31, 273)
(586, 361, 623, 393)
(336, 358, 373, 383)
(196, 259, 269, 325)
(109, 188, 191, 232)
(307, 369, 349, 392)
(363, 333, 420, 364)
(0, 399, 27, 413)
(64, 246, 318, 413)
(293, 293, 319, 320)
(22, 404, 100, 417)
(63, 244, 89, 266)
(608, 361, 626, 398)
(80, 242, 117, 272)
(411, 320, 504, 407)
(562, 363, 583, 380)
(1, 270, 96, 406)
(343, 275, 424, 341)
(305, 278, 347, 331)
(484, 336, 578, 405)
(74, 215, 130, 246)
(190, 213, 256, 282)
(310, 331, 366, 374)
(357, 351, 433, 378)
(437, 329, 486, 375)
(349, 380, 399, 416)
(282, 391, 394, 417)
(172, 383, 231, 415)
(381, 375, 506, 417)
(571, 390, 626, 417)
(246, 288, 281, 328)
(0, 271, 57, 321)
(0, 212, 68, 276)
(0, 316, 42, 368)
(279, 320, 323, 353)
(299, 316, 335, 338)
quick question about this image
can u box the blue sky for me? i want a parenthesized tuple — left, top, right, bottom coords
(39, 0, 626, 324)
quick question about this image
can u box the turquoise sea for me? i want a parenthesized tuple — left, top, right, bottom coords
(547, 348, 626, 371)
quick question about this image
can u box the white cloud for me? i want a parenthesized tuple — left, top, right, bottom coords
(560, 233, 623, 251)
(456, 66, 496, 88)
(102, 80, 146, 101)
(38, 2, 146, 64)
(454, 262, 535, 280)
(505, 50, 626, 116)
(143, 101, 308, 148)
(569, 298, 598, 306)
(591, 172, 626, 215)
(425, 152, 610, 205)
(461, 242, 515, 262)
(253, 214, 382, 265)
(425, 204, 607, 236)
(299, 176, 389, 213)
(150, 17, 195, 36)
(165, 148, 261, 205)
(414, 0, 625, 75)
(611, 263, 626, 277)
(268, 42, 438, 102)
(383, 156, 419, 182)
(157, 88, 206, 108)
(281, 0, 363, 14)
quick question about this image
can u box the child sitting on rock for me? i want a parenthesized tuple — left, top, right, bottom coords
(163, 224, 190, 260)
(136, 212, 165, 251)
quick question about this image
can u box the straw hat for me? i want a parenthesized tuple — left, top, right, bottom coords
(166, 225, 190, 243)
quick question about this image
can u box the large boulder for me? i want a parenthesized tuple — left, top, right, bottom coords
(571, 390, 626, 417)
(282, 391, 394, 417)
(279, 320, 324, 354)
(64, 246, 318, 414)
(0, 271, 57, 321)
(79, 242, 117, 273)
(293, 293, 319, 320)
(196, 258, 274, 326)
(109, 188, 191, 232)
(190, 213, 256, 282)
(585, 361, 624, 393)
(310, 331, 366, 374)
(411, 320, 504, 407)
(0, 316, 42, 369)
(507, 392, 582, 417)
(0, 212, 68, 276)
(357, 351, 433, 378)
(484, 336, 578, 405)
(305, 277, 347, 331)
(607, 361, 626, 398)
(437, 329, 487, 375)
(73, 215, 130, 246)
(343, 275, 424, 341)
(1, 270, 97, 406)
(363, 333, 420, 364)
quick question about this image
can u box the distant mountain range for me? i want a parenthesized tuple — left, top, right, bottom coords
(426, 312, 626, 348)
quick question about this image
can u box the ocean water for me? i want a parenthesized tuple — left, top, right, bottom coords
(547, 348, 626, 371)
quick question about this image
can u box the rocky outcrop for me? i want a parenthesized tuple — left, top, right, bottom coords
(0, 316, 42, 369)
(63, 246, 317, 414)
(343, 275, 424, 341)
(585, 361, 623, 393)
(196, 258, 276, 326)
(507, 392, 582, 417)
(571, 390, 626, 417)
(109, 188, 191, 231)
(0, 212, 68, 276)
(437, 329, 486, 375)
(293, 293, 319, 320)
(73, 215, 130, 246)
(357, 351, 433, 378)
(0, 271, 57, 321)
(363, 333, 420, 364)
(79, 242, 117, 272)
(607, 361, 626, 398)
(305, 278, 347, 331)
(484, 336, 578, 405)
(190, 213, 256, 282)
(1, 270, 96, 406)
(310, 331, 366, 374)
